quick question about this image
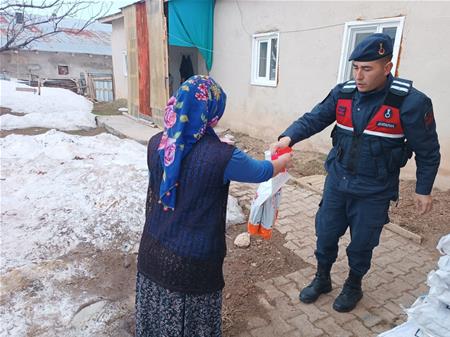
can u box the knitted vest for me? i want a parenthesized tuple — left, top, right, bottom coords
(138, 132, 235, 294)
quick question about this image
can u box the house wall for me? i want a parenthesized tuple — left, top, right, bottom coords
(0, 50, 112, 80)
(212, 1, 450, 189)
(110, 17, 128, 99)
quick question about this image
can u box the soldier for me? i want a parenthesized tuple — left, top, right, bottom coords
(272, 33, 440, 312)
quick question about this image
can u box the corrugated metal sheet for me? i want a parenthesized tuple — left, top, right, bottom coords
(0, 16, 111, 55)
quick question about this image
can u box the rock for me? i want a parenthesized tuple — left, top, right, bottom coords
(226, 196, 245, 228)
(70, 300, 107, 328)
(220, 134, 235, 145)
(234, 232, 251, 248)
(224, 133, 235, 141)
(132, 242, 140, 254)
(123, 255, 132, 268)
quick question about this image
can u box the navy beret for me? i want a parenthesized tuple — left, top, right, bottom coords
(349, 33, 393, 61)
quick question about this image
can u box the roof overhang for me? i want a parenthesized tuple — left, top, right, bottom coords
(98, 12, 124, 24)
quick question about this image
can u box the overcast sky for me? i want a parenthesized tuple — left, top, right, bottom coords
(96, 0, 136, 16)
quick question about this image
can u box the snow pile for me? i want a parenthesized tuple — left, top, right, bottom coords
(0, 130, 147, 336)
(0, 130, 147, 272)
(379, 234, 450, 337)
(0, 79, 96, 130)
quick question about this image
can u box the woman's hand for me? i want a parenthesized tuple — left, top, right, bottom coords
(272, 152, 294, 176)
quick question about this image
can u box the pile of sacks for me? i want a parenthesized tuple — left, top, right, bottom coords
(379, 234, 450, 337)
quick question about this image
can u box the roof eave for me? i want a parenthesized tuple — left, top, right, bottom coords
(98, 12, 124, 24)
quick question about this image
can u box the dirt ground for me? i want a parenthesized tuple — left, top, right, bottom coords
(389, 181, 450, 250)
(91, 99, 127, 116)
(222, 224, 308, 336)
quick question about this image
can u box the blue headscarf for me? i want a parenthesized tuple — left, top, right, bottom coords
(157, 75, 227, 210)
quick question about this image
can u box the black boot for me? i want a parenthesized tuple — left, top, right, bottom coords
(333, 271, 363, 312)
(299, 264, 332, 304)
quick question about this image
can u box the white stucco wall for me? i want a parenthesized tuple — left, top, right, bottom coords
(211, 1, 450, 189)
(110, 17, 128, 99)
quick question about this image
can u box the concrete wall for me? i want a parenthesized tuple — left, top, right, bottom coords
(110, 17, 128, 99)
(0, 50, 112, 80)
(211, 1, 450, 189)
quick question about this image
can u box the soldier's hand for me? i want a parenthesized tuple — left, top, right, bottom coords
(270, 136, 291, 155)
(414, 193, 433, 215)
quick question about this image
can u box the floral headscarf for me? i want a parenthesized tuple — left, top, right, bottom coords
(157, 75, 227, 210)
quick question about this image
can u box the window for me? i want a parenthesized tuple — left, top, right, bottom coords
(57, 65, 69, 75)
(122, 50, 128, 77)
(337, 17, 405, 83)
(251, 32, 279, 87)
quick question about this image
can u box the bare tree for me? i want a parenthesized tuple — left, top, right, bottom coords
(0, 0, 112, 53)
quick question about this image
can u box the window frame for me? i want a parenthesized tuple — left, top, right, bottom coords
(337, 17, 405, 83)
(57, 65, 69, 75)
(251, 32, 280, 87)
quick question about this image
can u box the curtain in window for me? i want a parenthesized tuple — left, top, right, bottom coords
(168, 0, 214, 71)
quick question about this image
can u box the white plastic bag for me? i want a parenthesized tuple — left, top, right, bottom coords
(247, 151, 291, 239)
(437, 234, 450, 255)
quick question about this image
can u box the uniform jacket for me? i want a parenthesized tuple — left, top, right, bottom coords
(281, 74, 440, 199)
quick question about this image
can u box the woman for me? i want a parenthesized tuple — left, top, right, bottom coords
(136, 75, 292, 337)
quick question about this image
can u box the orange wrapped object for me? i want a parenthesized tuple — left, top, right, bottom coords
(247, 148, 292, 239)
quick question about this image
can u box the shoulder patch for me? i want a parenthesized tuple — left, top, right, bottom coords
(390, 78, 413, 97)
(424, 110, 435, 129)
(340, 80, 357, 93)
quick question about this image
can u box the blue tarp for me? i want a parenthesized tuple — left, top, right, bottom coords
(168, 0, 214, 71)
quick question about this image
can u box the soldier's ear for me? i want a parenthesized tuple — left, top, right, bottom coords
(384, 61, 393, 76)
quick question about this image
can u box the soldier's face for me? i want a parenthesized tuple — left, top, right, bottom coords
(352, 60, 393, 92)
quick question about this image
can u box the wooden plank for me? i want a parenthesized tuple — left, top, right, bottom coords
(385, 223, 423, 244)
(16, 87, 36, 93)
(136, 2, 151, 116)
(123, 5, 139, 117)
(146, 0, 168, 126)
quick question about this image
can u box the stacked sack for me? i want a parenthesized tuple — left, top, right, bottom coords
(406, 234, 450, 337)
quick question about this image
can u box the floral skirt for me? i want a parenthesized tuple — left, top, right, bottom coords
(135, 272, 222, 337)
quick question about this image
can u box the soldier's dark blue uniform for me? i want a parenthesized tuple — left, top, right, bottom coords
(280, 33, 440, 312)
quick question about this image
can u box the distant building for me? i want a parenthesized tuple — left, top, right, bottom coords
(0, 16, 114, 101)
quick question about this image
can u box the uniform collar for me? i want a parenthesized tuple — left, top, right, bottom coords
(357, 74, 393, 99)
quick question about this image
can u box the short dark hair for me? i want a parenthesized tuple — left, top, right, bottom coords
(380, 55, 393, 64)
